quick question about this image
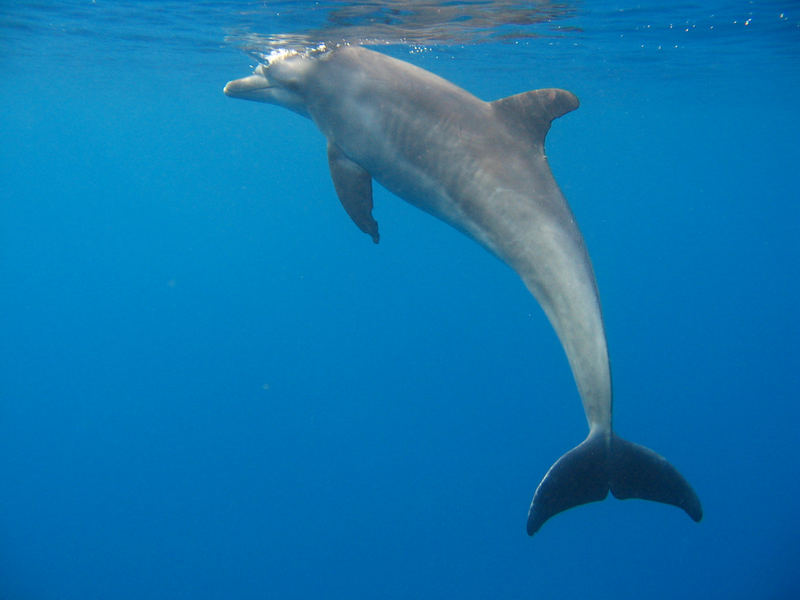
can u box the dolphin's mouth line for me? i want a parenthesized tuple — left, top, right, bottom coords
(223, 79, 273, 96)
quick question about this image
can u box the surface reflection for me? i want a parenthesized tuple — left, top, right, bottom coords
(227, 0, 578, 55)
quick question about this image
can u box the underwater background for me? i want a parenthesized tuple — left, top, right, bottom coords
(1, 1, 798, 598)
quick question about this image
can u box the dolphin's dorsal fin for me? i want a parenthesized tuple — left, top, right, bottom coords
(327, 142, 380, 243)
(490, 88, 579, 147)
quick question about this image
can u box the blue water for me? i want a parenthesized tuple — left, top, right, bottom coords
(1, 2, 799, 599)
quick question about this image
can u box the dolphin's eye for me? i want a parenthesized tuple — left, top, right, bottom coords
(284, 78, 302, 93)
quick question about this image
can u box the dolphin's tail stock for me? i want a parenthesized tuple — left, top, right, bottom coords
(526, 430, 702, 535)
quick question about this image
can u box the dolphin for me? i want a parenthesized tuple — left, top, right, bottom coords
(224, 45, 702, 535)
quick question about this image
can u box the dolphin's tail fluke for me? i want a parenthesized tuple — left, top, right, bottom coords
(526, 430, 702, 535)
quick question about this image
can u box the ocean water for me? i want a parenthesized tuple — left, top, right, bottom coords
(1, 1, 798, 599)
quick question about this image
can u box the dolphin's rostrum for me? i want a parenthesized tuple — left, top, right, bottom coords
(224, 45, 702, 535)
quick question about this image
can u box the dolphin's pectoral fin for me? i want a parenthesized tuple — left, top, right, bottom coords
(527, 431, 702, 535)
(491, 88, 579, 147)
(327, 142, 379, 243)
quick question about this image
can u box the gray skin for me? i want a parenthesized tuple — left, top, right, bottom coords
(224, 45, 701, 535)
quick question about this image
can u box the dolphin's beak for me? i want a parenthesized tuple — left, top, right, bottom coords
(223, 73, 272, 101)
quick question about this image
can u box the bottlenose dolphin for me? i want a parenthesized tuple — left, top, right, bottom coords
(224, 45, 702, 535)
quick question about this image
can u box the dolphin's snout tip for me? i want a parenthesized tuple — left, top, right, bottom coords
(223, 78, 246, 97)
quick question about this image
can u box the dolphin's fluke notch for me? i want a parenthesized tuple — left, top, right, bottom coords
(527, 431, 702, 535)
